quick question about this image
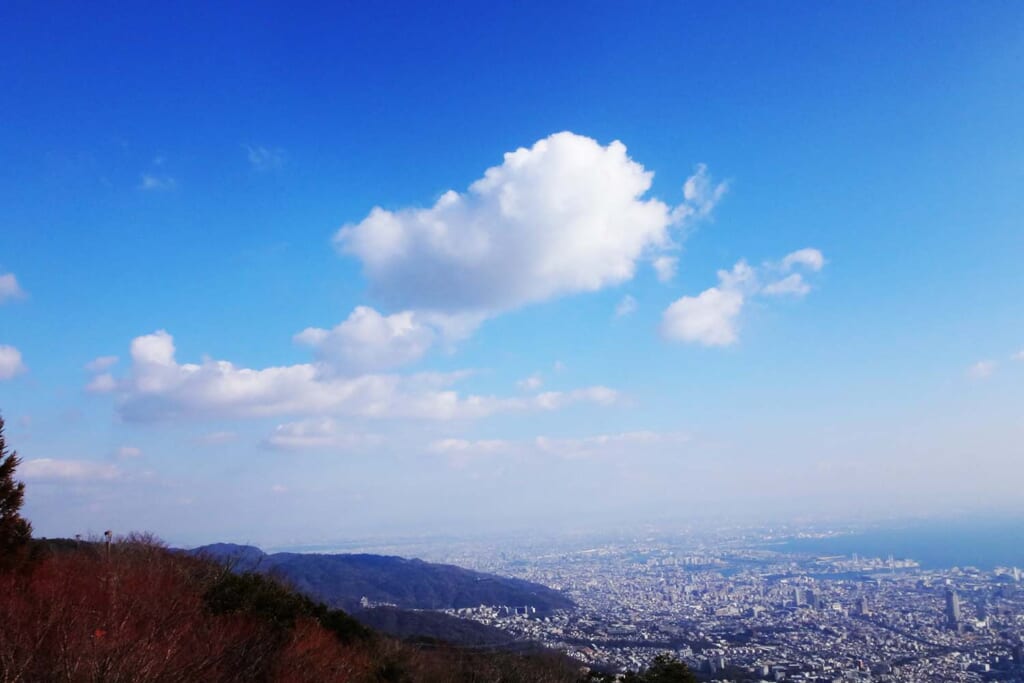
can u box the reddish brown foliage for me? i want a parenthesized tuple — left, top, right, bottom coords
(273, 619, 372, 683)
(0, 540, 371, 682)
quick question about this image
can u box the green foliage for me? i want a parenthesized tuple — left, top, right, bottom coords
(203, 570, 371, 644)
(356, 605, 515, 646)
(0, 414, 32, 568)
(643, 654, 698, 683)
(606, 654, 697, 683)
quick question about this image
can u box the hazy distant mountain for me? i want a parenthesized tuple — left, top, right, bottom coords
(190, 544, 573, 616)
(191, 543, 266, 568)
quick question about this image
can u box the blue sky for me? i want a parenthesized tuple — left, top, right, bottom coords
(1, 2, 1022, 546)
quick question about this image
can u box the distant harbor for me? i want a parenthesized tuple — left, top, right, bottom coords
(775, 518, 1024, 570)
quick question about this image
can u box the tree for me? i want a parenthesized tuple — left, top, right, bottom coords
(621, 654, 697, 683)
(0, 414, 32, 567)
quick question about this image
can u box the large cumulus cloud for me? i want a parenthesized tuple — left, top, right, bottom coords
(335, 132, 725, 315)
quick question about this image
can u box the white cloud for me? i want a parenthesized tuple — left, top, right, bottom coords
(194, 430, 237, 445)
(782, 248, 825, 272)
(0, 273, 25, 303)
(428, 438, 513, 456)
(86, 373, 117, 393)
(661, 248, 823, 346)
(662, 285, 745, 346)
(295, 306, 437, 374)
(139, 174, 175, 191)
(116, 446, 142, 459)
(101, 330, 617, 422)
(0, 345, 26, 380)
(132, 331, 176, 366)
(335, 132, 724, 315)
(295, 307, 486, 374)
(85, 355, 119, 373)
(517, 374, 543, 391)
(21, 458, 121, 481)
(247, 145, 285, 171)
(968, 360, 996, 380)
(652, 256, 678, 283)
(534, 431, 691, 459)
(271, 484, 288, 494)
(614, 294, 637, 318)
(264, 418, 383, 451)
(675, 163, 728, 222)
(428, 431, 689, 460)
(1012, 350, 1024, 362)
(534, 386, 618, 410)
(427, 437, 516, 468)
(761, 273, 810, 297)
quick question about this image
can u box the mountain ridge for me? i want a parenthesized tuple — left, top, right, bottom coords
(190, 542, 574, 616)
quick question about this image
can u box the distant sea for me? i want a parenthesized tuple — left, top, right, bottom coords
(775, 518, 1024, 570)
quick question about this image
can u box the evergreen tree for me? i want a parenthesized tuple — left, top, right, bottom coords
(643, 654, 697, 683)
(0, 413, 32, 566)
(620, 654, 697, 683)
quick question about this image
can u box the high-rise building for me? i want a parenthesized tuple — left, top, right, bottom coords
(945, 589, 962, 631)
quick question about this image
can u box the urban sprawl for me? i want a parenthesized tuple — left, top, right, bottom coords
(406, 529, 1024, 682)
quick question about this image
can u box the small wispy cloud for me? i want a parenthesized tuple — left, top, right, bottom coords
(782, 248, 826, 271)
(428, 438, 512, 456)
(762, 273, 811, 297)
(652, 256, 677, 283)
(517, 374, 543, 391)
(85, 355, 119, 373)
(21, 458, 121, 481)
(615, 294, 637, 318)
(428, 430, 690, 461)
(674, 163, 728, 222)
(967, 360, 996, 380)
(195, 430, 238, 445)
(116, 446, 142, 459)
(0, 345, 27, 380)
(86, 373, 117, 393)
(139, 174, 176, 191)
(263, 418, 383, 451)
(247, 145, 285, 171)
(0, 273, 26, 303)
(1011, 349, 1024, 362)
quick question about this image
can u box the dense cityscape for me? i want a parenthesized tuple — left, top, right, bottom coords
(365, 528, 1024, 682)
